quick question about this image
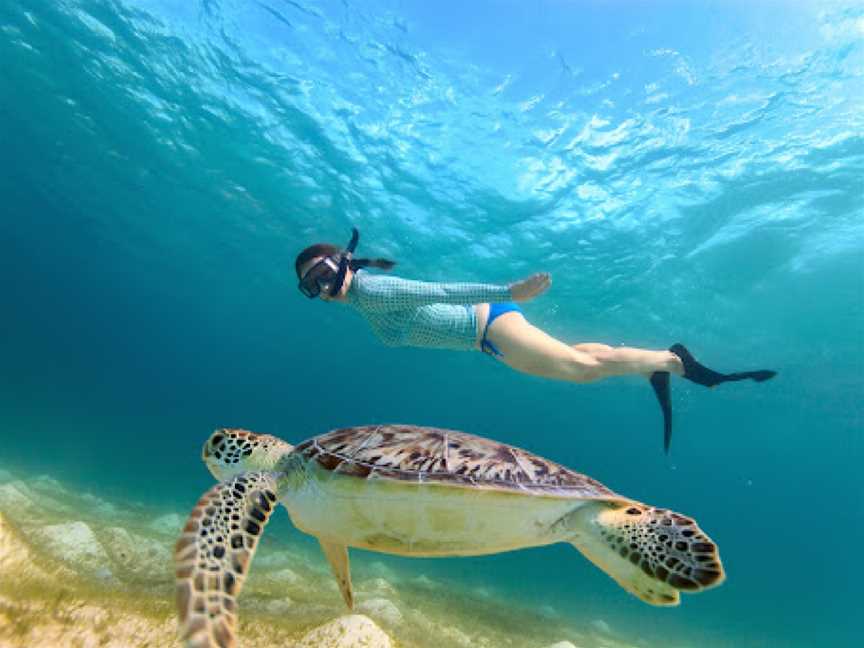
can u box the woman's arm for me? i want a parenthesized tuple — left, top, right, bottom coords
(353, 272, 550, 311)
(353, 273, 511, 311)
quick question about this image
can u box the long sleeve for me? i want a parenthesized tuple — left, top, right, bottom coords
(350, 271, 512, 312)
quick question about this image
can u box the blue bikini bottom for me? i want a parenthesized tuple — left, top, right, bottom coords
(480, 302, 522, 357)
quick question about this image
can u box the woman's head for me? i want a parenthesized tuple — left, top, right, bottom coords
(296, 243, 346, 300)
(295, 243, 341, 280)
(295, 232, 396, 301)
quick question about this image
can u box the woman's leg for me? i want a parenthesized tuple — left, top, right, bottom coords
(485, 313, 683, 383)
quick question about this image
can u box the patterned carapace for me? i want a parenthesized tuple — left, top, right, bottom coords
(294, 424, 620, 499)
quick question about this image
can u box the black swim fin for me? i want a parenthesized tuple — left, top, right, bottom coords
(649, 371, 673, 453)
(670, 343, 777, 388)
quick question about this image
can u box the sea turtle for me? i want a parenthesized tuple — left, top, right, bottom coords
(175, 425, 725, 647)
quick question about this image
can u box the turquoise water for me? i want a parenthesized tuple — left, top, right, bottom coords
(1, 0, 862, 645)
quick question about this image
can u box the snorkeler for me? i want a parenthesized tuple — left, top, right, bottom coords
(296, 229, 776, 452)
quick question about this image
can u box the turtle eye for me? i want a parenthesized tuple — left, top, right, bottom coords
(211, 433, 225, 448)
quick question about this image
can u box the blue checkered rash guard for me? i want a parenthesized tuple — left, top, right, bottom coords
(346, 270, 513, 350)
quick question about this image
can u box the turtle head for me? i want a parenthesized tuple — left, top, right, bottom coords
(202, 428, 294, 481)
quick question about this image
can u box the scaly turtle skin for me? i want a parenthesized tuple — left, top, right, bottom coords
(174, 425, 725, 648)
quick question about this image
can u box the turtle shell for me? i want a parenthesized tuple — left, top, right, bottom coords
(293, 424, 619, 499)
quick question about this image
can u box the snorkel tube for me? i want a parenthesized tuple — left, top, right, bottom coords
(328, 227, 360, 297)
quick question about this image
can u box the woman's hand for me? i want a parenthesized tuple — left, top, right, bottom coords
(509, 272, 551, 302)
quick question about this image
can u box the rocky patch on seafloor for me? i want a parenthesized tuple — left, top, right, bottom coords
(0, 467, 646, 648)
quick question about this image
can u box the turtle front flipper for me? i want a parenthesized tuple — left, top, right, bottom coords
(317, 538, 354, 609)
(566, 501, 725, 606)
(174, 472, 280, 648)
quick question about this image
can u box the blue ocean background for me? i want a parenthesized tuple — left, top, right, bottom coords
(1, 0, 862, 646)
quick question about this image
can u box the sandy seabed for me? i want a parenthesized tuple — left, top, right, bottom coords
(0, 466, 653, 648)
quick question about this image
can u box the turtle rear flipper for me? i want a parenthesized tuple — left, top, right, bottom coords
(317, 539, 354, 609)
(567, 501, 725, 606)
(175, 472, 280, 648)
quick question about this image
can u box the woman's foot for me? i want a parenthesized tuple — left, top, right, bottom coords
(649, 371, 673, 453)
(665, 350, 685, 376)
(670, 343, 777, 387)
(650, 345, 777, 454)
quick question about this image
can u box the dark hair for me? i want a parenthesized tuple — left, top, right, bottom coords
(295, 244, 341, 278)
(295, 243, 397, 279)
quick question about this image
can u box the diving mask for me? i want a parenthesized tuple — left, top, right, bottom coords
(298, 228, 360, 299)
